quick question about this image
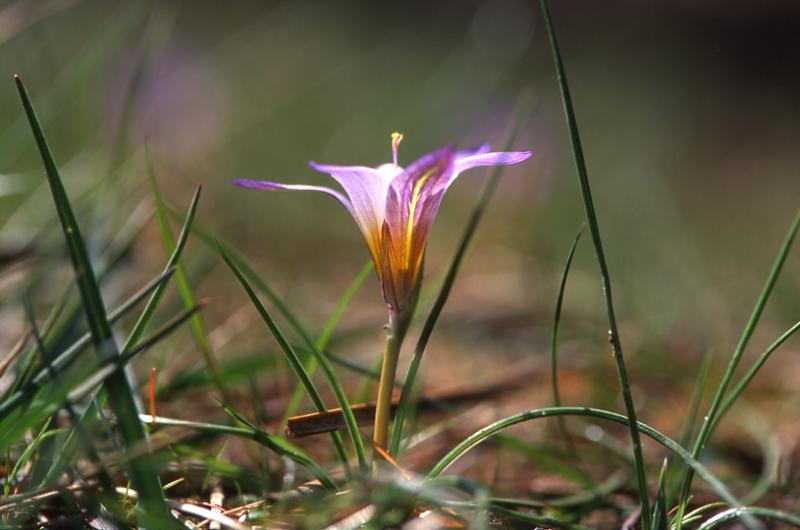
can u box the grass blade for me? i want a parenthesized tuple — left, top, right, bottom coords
(717, 319, 800, 421)
(670, 349, 713, 501)
(41, 185, 202, 487)
(389, 101, 531, 456)
(674, 208, 799, 527)
(24, 295, 117, 493)
(550, 224, 585, 463)
(677, 349, 713, 451)
(15, 75, 178, 527)
(696, 507, 800, 530)
(177, 212, 317, 348)
(540, 3, 651, 526)
(3, 203, 153, 400)
(64, 303, 208, 407)
(496, 433, 592, 489)
(122, 185, 202, 353)
(145, 148, 226, 400)
(4, 417, 51, 497)
(491, 470, 628, 510)
(652, 458, 668, 530)
(425, 406, 745, 518)
(141, 414, 335, 490)
(36, 304, 206, 492)
(0, 267, 176, 421)
(219, 244, 368, 475)
(281, 261, 374, 428)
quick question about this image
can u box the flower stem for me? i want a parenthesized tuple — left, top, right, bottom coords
(373, 313, 409, 454)
(372, 306, 412, 454)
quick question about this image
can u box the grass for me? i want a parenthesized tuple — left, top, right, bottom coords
(540, 2, 652, 526)
(0, 3, 798, 529)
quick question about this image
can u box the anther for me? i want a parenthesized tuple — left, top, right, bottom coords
(391, 132, 404, 166)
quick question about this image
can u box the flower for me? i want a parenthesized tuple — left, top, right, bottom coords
(233, 134, 531, 316)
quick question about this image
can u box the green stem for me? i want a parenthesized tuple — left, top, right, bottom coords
(373, 317, 407, 452)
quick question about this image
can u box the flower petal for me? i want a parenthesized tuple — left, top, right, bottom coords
(453, 150, 532, 178)
(308, 162, 391, 263)
(232, 179, 351, 209)
(387, 146, 455, 215)
(380, 146, 455, 311)
(456, 143, 491, 158)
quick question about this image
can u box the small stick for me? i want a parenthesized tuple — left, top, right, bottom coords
(286, 362, 539, 438)
(0, 328, 32, 378)
(287, 402, 380, 438)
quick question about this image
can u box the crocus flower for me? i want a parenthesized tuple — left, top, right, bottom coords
(233, 134, 531, 319)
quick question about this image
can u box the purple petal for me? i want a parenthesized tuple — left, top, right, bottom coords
(387, 146, 455, 212)
(232, 178, 351, 209)
(453, 150, 532, 177)
(380, 146, 455, 310)
(308, 162, 392, 262)
(456, 143, 491, 158)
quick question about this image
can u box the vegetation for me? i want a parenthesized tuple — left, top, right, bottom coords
(0, 2, 797, 529)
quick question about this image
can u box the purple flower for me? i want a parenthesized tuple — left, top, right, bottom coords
(234, 134, 531, 315)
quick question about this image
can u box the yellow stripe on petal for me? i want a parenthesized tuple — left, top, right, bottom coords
(405, 167, 435, 267)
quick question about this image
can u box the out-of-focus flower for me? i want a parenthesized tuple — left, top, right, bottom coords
(233, 134, 531, 316)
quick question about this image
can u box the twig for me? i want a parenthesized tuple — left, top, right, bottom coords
(0, 328, 31, 377)
(287, 362, 540, 437)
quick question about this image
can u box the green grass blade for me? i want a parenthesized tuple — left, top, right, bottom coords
(677, 349, 713, 451)
(0, 267, 176, 421)
(176, 211, 317, 349)
(40, 303, 206, 489)
(551, 224, 585, 463)
(717, 319, 800, 421)
(120, 302, 209, 366)
(496, 433, 592, 489)
(696, 507, 800, 530)
(425, 406, 746, 521)
(219, 244, 368, 475)
(4, 205, 153, 400)
(540, 3, 651, 526)
(389, 103, 531, 456)
(39, 185, 201, 488)
(676, 502, 727, 527)
(709, 208, 799, 430)
(24, 295, 117, 492)
(15, 75, 178, 528)
(140, 414, 335, 491)
(675, 208, 799, 527)
(281, 261, 373, 429)
(5, 417, 51, 497)
(145, 149, 226, 400)
(741, 414, 780, 506)
(652, 458, 669, 530)
(670, 349, 713, 501)
(484, 503, 590, 530)
(60, 304, 207, 409)
(122, 185, 201, 352)
(318, 262, 374, 350)
(491, 470, 628, 510)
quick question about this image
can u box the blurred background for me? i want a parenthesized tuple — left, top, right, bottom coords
(0, 0, 798, 495)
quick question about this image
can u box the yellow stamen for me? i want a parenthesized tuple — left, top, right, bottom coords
(391, 131, 404, 166)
